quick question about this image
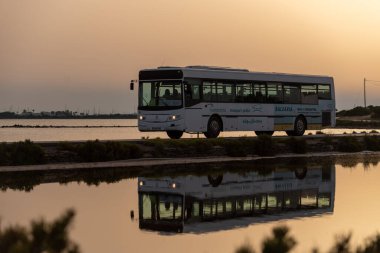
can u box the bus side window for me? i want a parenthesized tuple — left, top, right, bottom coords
(283, 85, 301, 104)
(253, 83, 266, 103)
(185, 79, 201, 107)
(217, 82, 234, 102)
(301, 84, 318, 104)
(318, 84, 331, 99)
(236, 83, 253, 102)
(267, 83, 283, 103)
(192, 85, 200, 100)
(202, 81, 217, 102)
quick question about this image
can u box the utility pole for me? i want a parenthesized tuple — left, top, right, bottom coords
(363, 78, 380, 108)
(364, 78, 366, 108)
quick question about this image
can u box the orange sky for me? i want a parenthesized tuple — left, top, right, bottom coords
(1, 0, 380, 113)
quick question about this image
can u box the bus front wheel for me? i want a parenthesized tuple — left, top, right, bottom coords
(166, 130, 183, 139)
(287, 116, 306, 136)
(204, 116, 222, 138)
(255, 131, 274, 136)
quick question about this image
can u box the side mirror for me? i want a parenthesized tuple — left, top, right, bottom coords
(130, 80, 134, 90)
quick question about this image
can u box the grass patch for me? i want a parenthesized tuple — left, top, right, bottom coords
(191, 139, 214, 154)
(286, 137, 308, 154)
(364, 136, 380, 151)
(0, 140, 45, 165)
(209, 138, 255, 157)
(255, 135, 276, 156)
(74, 140, 142, 162)
(0, 142, 10, 165)
(338, 137, 364, 152)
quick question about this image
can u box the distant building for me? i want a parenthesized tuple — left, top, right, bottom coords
(41, 111, 52, 117)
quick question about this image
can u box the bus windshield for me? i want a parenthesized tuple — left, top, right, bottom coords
(139, 81, 182, 109)
(140, 193, 183, 221)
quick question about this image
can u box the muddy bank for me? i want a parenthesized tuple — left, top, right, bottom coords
(1, 134, 380, 168)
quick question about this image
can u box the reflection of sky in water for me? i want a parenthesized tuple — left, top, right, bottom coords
(1, 159, 380, 252)
(0, 119, 378, 142)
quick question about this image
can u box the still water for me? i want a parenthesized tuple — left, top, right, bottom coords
(0, 119, 378, 142)
(1, 157, 380, 252)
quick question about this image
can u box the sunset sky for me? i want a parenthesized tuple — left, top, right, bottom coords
(1, 0, 380, 113)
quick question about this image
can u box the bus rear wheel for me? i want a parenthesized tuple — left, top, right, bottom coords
(293, 116, 306, 136)
(204, 116, 222, 138)
(295, 168, 307, 180)
(166, 130, 183, 139)
(255, 131, 274, 136)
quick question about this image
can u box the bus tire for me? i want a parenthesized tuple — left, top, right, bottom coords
(166, 130, 183, 139)
(208, 175, 223, 187)
(255, 131, 274, 136)
(204, 116, 222, 138)
(293, 116, 306, 136)
(295, 168, 307, 180)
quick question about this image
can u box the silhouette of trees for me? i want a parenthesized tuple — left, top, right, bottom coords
(0, 209, 80, 253)
(236, 226, 380, 253)
(262, 226, 296, 253)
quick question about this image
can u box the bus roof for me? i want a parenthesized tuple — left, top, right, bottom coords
(140, 66, 334, 84)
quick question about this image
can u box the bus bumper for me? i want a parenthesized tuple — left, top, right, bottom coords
(138, 119, 185, 132)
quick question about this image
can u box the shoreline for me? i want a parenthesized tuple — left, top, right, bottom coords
(1, 150, 380, 173)
(2, 134, 380, 170)
(1, 151, 379, 192)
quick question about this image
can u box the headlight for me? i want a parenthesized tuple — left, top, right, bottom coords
(168, 115, 179, 121)
(171, 182, 176, 189)
(139, 181, 144, 186)
(139, 115, 145, 120)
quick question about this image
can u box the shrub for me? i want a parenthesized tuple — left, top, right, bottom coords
(225, 140, 248, 157)
(153, 142, 165, 157)
(262, 226, 297, 253)
(337, 137, 363, 152)
(286, 137, 307, 154)
(192, 139, 213, 154)
(0, 209, 80, 253)
(0, 142, 10, 165)
(322, 135, 333, 145)
(371, 106, 380, 119)
(337, 106, 370, 117)
(364, 136, 380, 151)
(166, 139, 187, 149)
(76, 140, 142, 162)
(9, 140, 45, 165)
(0, 140, 45, 166)
(58, 142, 76, 152)
(77, 140, 108, 162)
(255, 135, 276, 156)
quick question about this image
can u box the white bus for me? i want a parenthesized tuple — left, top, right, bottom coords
(133, 66, 335, 139)
(138, 164, 335, 233)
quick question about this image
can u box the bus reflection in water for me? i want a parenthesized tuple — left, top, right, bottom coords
(138, 165, 335, 233)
